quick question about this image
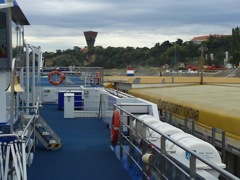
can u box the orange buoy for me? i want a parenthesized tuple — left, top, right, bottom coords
(48, 70, 65, 86)
(111, 110, 120, 146)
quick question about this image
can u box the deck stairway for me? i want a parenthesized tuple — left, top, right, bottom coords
(34, 115, 62, 151)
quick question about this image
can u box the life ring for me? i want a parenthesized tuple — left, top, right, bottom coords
(111, 110, 120, 146)
(48, 70, 65, 86)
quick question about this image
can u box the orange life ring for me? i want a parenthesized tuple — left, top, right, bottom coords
(111, 110, 120, 146)
(48, 70, 65, 86)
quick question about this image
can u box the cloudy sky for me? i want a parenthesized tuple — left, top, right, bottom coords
(16, 0, 239, 52)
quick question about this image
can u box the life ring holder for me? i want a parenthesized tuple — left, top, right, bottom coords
(48, 70, 65, 86)
(111, 110, 120, 146)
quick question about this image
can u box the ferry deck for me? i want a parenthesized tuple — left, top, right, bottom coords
(0, 1, 240, 180)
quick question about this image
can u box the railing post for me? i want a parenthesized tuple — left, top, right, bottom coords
(190, 154, 196, 180)
(222, 131, 226, 162)
(27, 124, 31, 166)
(191, 120, 195, 135)
(184, 118, 188, 133)
(160, 136, 167, 176)
(129, 116, 134, 167)
(141, 122, 148, 180)
(169, 111, 172, 124)
(212, 127, 226, 162)
(98, 93, 102, 118)
(14, 140, 24, 179)
(21, 140, 27, 180)
(185, 118, 195, 135)
(4, 143, 11, 180)
(0, 142, 3, 178)
(10, 142, 21, 180)
(159, 109, 165, 122)
(119, 110, 124, 157)
(161, 136, 166, 155)
(212, 127, 216, 145)
(165, 111, 170, 123)
(33, 115, 36, 152)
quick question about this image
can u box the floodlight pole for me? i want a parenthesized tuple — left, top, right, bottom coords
(198, 46, 208, 85)
(174, 41, 177, 69)
(200, 51, 204, 85)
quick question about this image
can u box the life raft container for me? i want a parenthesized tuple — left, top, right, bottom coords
(48, 70, 65, 86)
(111, 110, 120, 146)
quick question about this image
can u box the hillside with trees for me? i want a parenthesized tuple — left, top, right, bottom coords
(43, 27, 240, 69)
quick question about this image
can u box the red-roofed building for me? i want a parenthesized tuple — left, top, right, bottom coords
(80, 47, 89, 53)
(191, 34, 227, 44)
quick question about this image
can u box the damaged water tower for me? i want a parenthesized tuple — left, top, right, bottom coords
(84, 31, 98, 48)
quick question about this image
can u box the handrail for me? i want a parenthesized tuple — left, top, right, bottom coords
(20, 66, 103, 71)
(20, 66, 104, 88)
(20, 104, 41, 140)
(21, 115, 35, 140)
(0, 134, 19, 139)
(115, 104, 240, 180)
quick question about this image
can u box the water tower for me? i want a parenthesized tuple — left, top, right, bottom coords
(84, 31, 98, 48)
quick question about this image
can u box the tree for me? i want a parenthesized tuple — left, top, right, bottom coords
(230, 27, 240, 66)
(56, 49, 62, 55)
(43, 32, 235, 69)
(176, 38, 183, 46)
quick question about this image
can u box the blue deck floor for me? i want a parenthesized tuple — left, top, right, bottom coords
(27, 105, 131, 180)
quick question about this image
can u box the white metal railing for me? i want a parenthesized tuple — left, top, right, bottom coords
(20, 113, 35, 166)
(0, 104, 40, 180)
(21, 66, 104, 87)
(0, 134, 27, 180)
(115, 104, 240, 180)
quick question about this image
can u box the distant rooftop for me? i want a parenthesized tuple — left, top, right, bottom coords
(191, 34, 227, 44)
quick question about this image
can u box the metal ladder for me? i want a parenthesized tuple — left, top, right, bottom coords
(34, 116, 62, 151)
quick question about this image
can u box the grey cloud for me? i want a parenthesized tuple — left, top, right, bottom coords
(20, 0, 239, 28)
(17, 0, 239, 51)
